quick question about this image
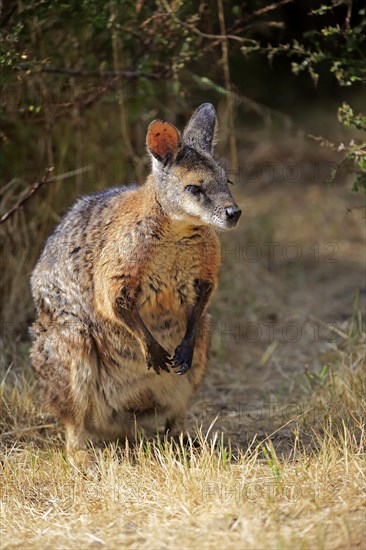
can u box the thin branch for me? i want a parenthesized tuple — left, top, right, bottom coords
(58, 83, 112, 110)
(0, 424, 57, 438)
(345, 0, 353, 32)
(217, 0, 237, 170)
(160, 0, 257, 45)
(0, 165, 92, 225)
(306, 314, 349, 340)
(14, 62, 162, 80)
(254, 0, 294, 16)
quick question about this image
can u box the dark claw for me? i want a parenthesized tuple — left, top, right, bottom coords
(159, 361, 171, 373)
(175, 361, 190, 375)
(146, 344, 172, 375)
(147, 359, 160, 375)
(172, 342, 193, 376)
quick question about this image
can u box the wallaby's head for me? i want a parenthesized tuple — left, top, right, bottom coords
(146, 103, 241, 230)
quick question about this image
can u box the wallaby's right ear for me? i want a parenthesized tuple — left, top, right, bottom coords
(146, 120, 180, 167)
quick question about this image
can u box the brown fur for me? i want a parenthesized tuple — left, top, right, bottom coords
(30, 103, 241, 461)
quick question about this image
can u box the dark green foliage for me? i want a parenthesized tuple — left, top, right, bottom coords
(242, 0, 366, 193)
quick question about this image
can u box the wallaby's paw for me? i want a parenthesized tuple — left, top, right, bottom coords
(146, 343, 171, 374)
(68, 449, 99, 479)
(171, 343, 193, 375)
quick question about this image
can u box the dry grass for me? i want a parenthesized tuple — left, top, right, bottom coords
(1, 345, 365, 550)
(1, 436, 364, 549)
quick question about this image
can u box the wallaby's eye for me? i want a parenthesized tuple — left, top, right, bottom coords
(185, 185, 201, 196)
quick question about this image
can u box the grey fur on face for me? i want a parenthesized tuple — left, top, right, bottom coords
(148, 103, 240, 231)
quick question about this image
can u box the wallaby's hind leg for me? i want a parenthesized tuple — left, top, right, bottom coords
(59, 345, 96, 466)
(65, 423, 94, 468)
(31, 322, 97, 464)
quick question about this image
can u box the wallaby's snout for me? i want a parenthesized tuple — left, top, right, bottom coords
(225, 205, 242, 226)
(207, 190, 241, 230)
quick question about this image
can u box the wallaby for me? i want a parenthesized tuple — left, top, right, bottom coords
(30, 103, 241, 464)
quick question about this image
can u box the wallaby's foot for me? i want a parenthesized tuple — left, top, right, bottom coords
(67, 446, 99, 479)
(146, 342, 171, 374)
(171, 341, 194, 375)
(66, 425, 97, 474)
(68, 448, 95, 469)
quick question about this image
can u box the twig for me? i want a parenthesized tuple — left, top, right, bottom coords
(14, 62, 162, 80)
(254, 0, 294, 16)
(0, 165, 92, 225)
(217, 0, 237, 170)
(306, 314, 349, 340)
(345, 0, 353, 32)
(160, 0, 257, 45)
(0, 424, 57, 437)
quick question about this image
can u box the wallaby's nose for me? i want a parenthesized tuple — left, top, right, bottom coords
(225, 206, 242, 223)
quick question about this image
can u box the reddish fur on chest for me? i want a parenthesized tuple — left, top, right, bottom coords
(93, 182, 220, 326)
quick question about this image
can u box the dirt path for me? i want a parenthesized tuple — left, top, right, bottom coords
(190, 179, 365, 449)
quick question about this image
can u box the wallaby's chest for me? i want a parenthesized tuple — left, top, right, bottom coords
(139, 235, 202, 313)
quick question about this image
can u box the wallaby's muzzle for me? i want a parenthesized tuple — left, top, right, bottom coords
(225, 205, 242, 226)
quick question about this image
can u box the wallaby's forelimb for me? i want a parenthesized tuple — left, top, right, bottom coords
(172, 279, 213, 375)
(115, 294, 171, 374)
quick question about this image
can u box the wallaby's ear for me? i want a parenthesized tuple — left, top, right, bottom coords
(182, 103, 217, 153)
(146, 120, 180, 166)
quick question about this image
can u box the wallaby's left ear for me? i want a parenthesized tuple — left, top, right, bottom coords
(146, 120, 180, 166)
(183, 103, 217, 153)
